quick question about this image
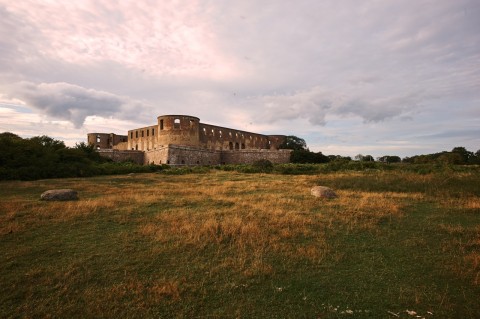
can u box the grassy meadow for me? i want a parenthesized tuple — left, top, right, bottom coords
(1, 167, 479, 318)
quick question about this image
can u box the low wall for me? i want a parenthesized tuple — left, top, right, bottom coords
(97, 150, 144, 165)
(165, 145, 221, 165)
(144, 147, 169, 165)
(221, 149, 292, 164)
(97, 147, 291, 166)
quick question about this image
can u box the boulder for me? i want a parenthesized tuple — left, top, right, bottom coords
(310, 186, 337, 199)
(41, 189, 78, 201)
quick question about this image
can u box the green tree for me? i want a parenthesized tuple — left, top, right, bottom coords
(378, 155, 401, 163)
(451, 147, 473, 164)
(278, 135, 307, 151)
(290, 150, 329, 163)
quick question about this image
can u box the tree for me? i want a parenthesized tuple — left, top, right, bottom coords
(290, 150, 329, 163)
(354, 154, 364, 161)
(378, 155, 401, 163)
(451, 147, 473, 164)
(278, 135, 307, 151)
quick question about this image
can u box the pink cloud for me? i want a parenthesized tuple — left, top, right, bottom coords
(4, 0, 239, 79)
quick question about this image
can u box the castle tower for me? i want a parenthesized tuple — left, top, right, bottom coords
(156, 115, 200, 148)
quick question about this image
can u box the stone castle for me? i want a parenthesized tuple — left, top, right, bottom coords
(88, 115, 291, 165)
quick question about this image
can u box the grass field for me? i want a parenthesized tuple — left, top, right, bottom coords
(1, 168, 479, 318)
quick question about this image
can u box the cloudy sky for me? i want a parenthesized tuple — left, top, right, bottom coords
(0, 0, 479, 157)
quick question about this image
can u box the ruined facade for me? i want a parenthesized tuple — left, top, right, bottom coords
(88, 115, 291, 165)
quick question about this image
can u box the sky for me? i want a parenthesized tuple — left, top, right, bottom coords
(0, 0, 479, 158)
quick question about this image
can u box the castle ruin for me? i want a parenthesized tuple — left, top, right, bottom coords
(88, 115, 291, 165)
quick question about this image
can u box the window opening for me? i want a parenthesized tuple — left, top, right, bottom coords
(135, 131, 138, 138)
(235, 142, 239, 150)
(96, 135, 101, 143)
(229, 142, 233, 150)
(141, 130, 144, 137)
(147, 130, 149, 137)
(241, 143, 245, 149)
(174, 118, 180, 129)
(130, 132, 133, 139)
(152, 128, 154, 135)
(160, 120, 164, 130)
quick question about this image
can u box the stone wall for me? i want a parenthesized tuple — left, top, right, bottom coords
(88, 133, 128, 149)
(198, 123, 271, 151)
(221, 149, 292, 164)
(163, 145, 221, 165)
(98, 147, 291, 166)
(144, 147, 169, 165)
(97, 150, 144, 164)
(127, 125, 157, 151)
(113, 142, 128, 151)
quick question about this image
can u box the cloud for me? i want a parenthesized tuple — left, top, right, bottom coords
(256, 86, 422, 126)
(5, 81, 147, 128)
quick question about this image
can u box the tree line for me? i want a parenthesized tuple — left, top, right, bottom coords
(279, 135, 480, 165)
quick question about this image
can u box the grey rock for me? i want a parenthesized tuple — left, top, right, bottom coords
(41, 189, 78, 201)
(310, 186, 337, 199)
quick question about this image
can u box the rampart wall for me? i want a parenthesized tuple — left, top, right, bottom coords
(221, 149, 292, 164)
(97, 146, 291, 166)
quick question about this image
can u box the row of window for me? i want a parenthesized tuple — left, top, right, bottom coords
(201, 127, 268, 143)
(130, 128, 155, 139)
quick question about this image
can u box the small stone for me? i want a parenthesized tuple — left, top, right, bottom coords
(41, 189, 78, 201)
(310, 186, 337, 199)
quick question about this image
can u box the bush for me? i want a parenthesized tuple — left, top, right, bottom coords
(252, 159, 274, 172)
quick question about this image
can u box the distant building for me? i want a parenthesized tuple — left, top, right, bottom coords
(88, 115, 291, 165)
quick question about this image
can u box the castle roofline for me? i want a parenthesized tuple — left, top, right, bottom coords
(157, 115, 200, 121)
